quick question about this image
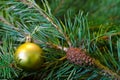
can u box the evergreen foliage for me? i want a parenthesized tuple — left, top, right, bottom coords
(0, 0, 120, 80)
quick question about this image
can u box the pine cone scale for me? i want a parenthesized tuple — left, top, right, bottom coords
(66, 48, 94, 66)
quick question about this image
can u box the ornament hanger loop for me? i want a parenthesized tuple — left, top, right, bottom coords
(26, 34, 33, 42)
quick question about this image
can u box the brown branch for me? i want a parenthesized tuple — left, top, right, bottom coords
(0, 63, 15, 68)
(43, 42, 120, 79)
(37, 9, 72, 47)
(101, 32, 120, 40)
(0, 41, 2, 45)
(94, 59, 120, 79)
(90, 32, 120, 43)
(45, 42, 68, 52)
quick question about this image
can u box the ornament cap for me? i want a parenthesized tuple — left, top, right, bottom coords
(25, 34, 33, 43)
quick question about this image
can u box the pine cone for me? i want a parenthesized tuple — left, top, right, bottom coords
(66, 47, 94, 66)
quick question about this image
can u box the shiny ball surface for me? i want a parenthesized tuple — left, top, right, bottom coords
(14, 42, 43, 71)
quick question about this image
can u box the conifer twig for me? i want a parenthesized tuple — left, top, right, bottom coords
(40, 41, 120, 79)
(101, 32, 120, 40)
(0, 16, 19, 31)
(23, 0, 72, 47)
(36, 6, 72, 47)
(94, 59, 120, 79)
(90, 32, 120, 45)
(21, 1, 120, 79)
(44, 42, 120, 79)
(45, 42, 68, 52)
(58, 56, 67, 61)
(0, 16, 27, 37)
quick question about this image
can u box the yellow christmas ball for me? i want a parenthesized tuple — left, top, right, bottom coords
(14, 36, 44, 71)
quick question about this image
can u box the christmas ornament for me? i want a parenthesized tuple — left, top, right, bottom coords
(14, 35, 44, 71)
(66, 47, 94, 66)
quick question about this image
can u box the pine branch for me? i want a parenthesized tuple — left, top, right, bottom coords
(66, 49, 120, 79)
(91, 31, 120, 43)
(24, 0, 72, 47)
(40, 41, 120, 79)
(0, 36, 18, 79)
(45, 42, 68, 52)
(0, 16, 19, 31)
(94, 59, 120, 79)
(20, 1, 120, 79)
(1, 0, 120, 79)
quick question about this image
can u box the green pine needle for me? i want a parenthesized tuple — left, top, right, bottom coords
(1, 0, 120, 79)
